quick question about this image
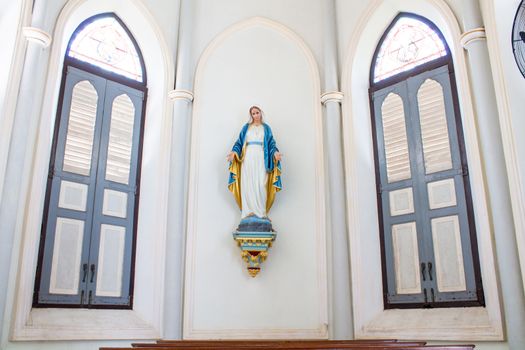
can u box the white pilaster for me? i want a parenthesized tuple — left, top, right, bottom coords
(163, 0, 194, 339)
(322, 0, 353, 339)
(22, 27, 52, 47)
(460, 0, 525, 348)
(459, 27, 486, 48)
(0, 0, 53, 345)
(168, 89, 194, 102)
(321, 91, 344, 105)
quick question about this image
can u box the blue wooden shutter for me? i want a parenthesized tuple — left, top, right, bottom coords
(37, 67, 106, 305)
(36, 67, 145, 308)
(87, 81, 144, 306)
(372, 65, 483, 308)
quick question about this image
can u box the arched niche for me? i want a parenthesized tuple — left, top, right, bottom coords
(184, 17, 328, 339)
(12, 0, 173, 340)
(340, 0, 503, 341)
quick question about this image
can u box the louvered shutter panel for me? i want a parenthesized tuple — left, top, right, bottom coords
(37, 67, 106, 305)
(407, 66, 481, 304)
(381, 93, 412, 183)
(373, 81, 427, 306)
(417, 79, 453, 174)
(88, 82, 144, 306)
(372, 65, 483, 308)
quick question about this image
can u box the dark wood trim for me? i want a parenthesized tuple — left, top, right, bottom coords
(34, 58, 147, 310)
(127, 86, 148, 310)
(64, 58, 146, 91)
(370, 56, 451, 92)
(368, 89, 390, 309)
(368, 12, 486, 310)
(384, 299, 484, 310)
(369, 55, 485, 310)
(33, 302, 132, 310)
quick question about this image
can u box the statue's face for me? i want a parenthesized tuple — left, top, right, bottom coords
(251, 108, 262, 123)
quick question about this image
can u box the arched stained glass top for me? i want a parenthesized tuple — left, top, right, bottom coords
(372, 15, 448, 83)
(67, 15, 144, 82)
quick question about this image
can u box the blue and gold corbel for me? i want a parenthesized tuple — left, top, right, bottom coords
(232, 216, 276, 277)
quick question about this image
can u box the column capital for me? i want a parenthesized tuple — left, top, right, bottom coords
(168, 89, 194, 102)
(22, 27, 52, 48)
(460, 28, 486, 49)
(321, 91, 344, 105)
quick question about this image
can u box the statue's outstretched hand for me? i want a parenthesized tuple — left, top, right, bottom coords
(274, 152, 282, 161)
(227, 152, 235, 162)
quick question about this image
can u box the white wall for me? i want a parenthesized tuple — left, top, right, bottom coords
(0, 0, 23, 127)
(337, 0, 506, 346)
(0, 0, 522, 348)
(1, 0, 177, 348)
(190, 0, 325, 87)
(484, 0, 525, 294)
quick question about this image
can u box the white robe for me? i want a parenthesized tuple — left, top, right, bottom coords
(241, 125, 268, 218)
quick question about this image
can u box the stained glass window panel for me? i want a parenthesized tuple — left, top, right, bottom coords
(373, 17, 447, 82)
(68, 17, 143, 82)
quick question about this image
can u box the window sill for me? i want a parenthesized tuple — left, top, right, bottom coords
(11, 308, 159, 341)
(357, 307, 503, 341)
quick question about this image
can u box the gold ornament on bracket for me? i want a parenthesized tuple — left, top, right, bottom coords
(233, 232, 276, 277)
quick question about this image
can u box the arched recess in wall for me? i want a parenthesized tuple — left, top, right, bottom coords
(12, 0, 173, 340)
(483, 0, 525, 293)
(340, 0, 503, 341)
(184, 17, 328, 339)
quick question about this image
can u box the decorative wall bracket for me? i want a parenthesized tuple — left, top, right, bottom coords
(233, 231, 276, 277)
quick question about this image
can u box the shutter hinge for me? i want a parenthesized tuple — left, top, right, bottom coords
(48, 168, 56, 179)
(462, 165, 469, 176)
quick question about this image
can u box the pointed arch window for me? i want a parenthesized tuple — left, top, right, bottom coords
(369, 14, 484, 309)
(372, 16, 448, 83)
(34, 13, 147, 308)
(68, 16, 144, 82)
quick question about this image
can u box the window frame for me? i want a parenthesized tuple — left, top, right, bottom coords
(370, 12, 451, 87)
(369, 13, 484, 309)
(65, 13, 148, 85)
(33, 13, 148, 310)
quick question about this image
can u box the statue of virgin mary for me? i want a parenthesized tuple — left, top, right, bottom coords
(227, 106, 282, 220)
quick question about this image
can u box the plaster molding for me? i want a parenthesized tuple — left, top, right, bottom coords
(340, 0, 503, 340)
(460, 28, 487, 49)
(320, 91, 344, 105)
(22, 27, 52, 48)
(0, 0, 33, 214)
(185, 16, 327, 340)
(168, 89, 194, 102)
(13, 309, 159, 340)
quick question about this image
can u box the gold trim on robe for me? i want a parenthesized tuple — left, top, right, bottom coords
(228, 145, 281, 214)
(228, 145, 245, 210)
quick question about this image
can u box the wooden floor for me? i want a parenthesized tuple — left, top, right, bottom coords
(100, 339, 475, 350)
